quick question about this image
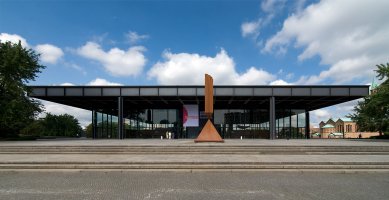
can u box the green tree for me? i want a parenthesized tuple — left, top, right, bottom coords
(20, 113, 83, 137)
(40, 113, 83, 137)
(376, 63, 389, 81)
(85, 123, 93, 138)
(350, 63, 389, 136)
(0, 41, 45, 137)
(20, 119, 44, 137)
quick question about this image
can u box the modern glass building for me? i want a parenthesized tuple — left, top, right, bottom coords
(28, 85, 369, 140)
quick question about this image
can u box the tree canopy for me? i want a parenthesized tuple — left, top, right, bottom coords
(21, 113, 83, 137)
(376, 63, 389, 82)
(0, 41, 45, 137)
(350, 63, 389, 135)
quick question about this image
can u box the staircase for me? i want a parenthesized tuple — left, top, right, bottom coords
(0, 145, 389, 154)
(1, 140, 389, 171)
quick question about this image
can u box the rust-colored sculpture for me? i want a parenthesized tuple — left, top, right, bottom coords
(195, 74, 224, 142)
(204, 74, 213, 116)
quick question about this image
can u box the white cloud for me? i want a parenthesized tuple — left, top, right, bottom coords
(270, 79, 290, 85)
(294, 0, 307, 14)
(261, 0, 286, 13)
(0, 33, 29, 47)
(60, 82, 75, 86)
(285, 73, 294, 80)
(147, 49, 276, 85)
(38, 100, 91, 127)
(35, 44, 64, 64)
(126, 31, 149, 44)
(87, 78, 122, 86)
(241, 20, 261, 38)
(241, 0, 287, 44)
(264, 0, 389, 84)
(91, 33, 108, 43)
(1, 33, 64, 65)
(235, 67, 275, 85)
(64, 62, 87, 75)
(311, 109, 331, 119)
(77, 42, 146, 77)
(310, 108, 331, 127)
(334, 99, 360, 116)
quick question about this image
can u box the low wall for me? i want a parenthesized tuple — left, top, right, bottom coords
(311, 132, 380, 139)
(344, 132, 380, 139)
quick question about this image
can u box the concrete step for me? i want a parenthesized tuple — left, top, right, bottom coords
(1, 151, 388, 155)
(1, 147, 388, 171)
(1, 163, 389, 171)
(2, 140, 388, 171)
(1, 146, 389, 155)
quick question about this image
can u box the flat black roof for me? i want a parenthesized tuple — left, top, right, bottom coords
(28, 85, 369, 113)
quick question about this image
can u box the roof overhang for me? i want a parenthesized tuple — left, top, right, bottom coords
(27, 85, 369, 113)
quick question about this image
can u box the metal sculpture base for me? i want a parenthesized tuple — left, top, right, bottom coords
(194, 119, 224, 143)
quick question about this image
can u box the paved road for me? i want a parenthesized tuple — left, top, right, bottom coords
(0, 171, 388, 200)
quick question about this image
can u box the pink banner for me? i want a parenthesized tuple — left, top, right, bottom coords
(183, 105, 199, 127)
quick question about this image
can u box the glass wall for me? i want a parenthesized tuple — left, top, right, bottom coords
(124, 109, 178, 139)
(214, 109, 270, 139)
(93, 111, 118, 139)
(93, 107, 307, 139)
(276, 109, 306, 139)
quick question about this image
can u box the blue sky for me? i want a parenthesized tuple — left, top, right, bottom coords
(1, 0, 388, 126)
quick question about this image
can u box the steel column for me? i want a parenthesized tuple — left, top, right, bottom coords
(92, 110, 97, 139)
(269, 96, 276, 140)
(289, 109, 292, 139)
(305, 111, 310, 139)
(118, 96, 124, 139)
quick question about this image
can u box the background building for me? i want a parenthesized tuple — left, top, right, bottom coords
(319, 118, 379, 138)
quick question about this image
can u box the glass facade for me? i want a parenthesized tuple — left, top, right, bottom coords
(214, 109, 270, 139)
(92, 111, 118, 139)
(93, 107, 308, 139)
(124, 109, 178, 139)
(275, 109, 306, 139)
(30, 85, 368, 140)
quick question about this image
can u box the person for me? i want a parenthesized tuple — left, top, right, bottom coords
(168, 131, 172, 139)
(165, 131, 169, 139)
(359, 133, 362, 139)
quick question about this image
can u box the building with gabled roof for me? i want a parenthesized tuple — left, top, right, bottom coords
(318, 117, 379, 139)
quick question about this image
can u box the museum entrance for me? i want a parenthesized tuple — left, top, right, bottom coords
(92, 108, 308, 139)
(213, 109, 270, 139)
(123, 109, 180, 139)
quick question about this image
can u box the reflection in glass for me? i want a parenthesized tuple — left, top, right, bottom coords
(93, 107, 307, 139)
(276, 109, 306, 139)
(213, 109, 270, 139)
(93, 111, 118, 139)
(123, 109, 178, 139)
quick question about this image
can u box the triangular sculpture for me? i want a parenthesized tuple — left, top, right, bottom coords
(195, 74, 224, 142)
